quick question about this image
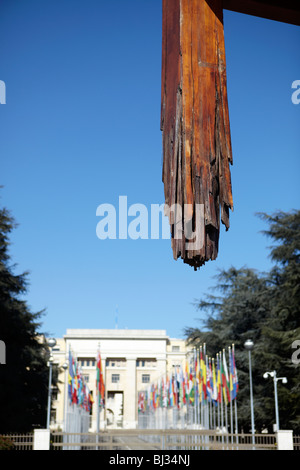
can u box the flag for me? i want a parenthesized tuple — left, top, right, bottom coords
(229, 347, 233, 402)
(181, 366, 187, 406)
(154, 384, 159, 408)
(168, 374, 173, 407)
(68, 350, 78, 405)
(212, 357, 218, 403)
(87, 386, 94, 412)
(77, 366, 84, 406)
(162, 376, 168, 408)
(96, 349, 105, 408)
(172, 373, 178, 407)
(193, 350, 199, 404)
(85, 384, 94, 413)
(206, 357, 213, 401)
(146, 386, 151, 410)
(68, 350, 73, 402)
(152, 383, 157, 409)
(200, 346, 207, 401)
(231, 344, 239, 400)
(68, 349, 94, 412)
(222, 350, 231, 404)
(216, 353, 222, 404)
(186, 359, 194, 405)
(166, 375, 170, 407)
(159, 378, 164, 408)
(138, 392, 145, 413)
(177, 366, 184, 408)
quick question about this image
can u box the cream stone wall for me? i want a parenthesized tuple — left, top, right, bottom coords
(51, 329, 190, 430)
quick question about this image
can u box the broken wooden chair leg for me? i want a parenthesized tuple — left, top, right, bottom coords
(161, 0, 233, 270)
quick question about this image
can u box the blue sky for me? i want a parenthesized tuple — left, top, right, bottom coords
(0, 0, 299, 340)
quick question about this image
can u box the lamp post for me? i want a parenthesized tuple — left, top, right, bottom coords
(263, 370, 287, 431)
(62, 361, 68, 433)
(244, 339, 255, 445)
(46, 338, 57, 429)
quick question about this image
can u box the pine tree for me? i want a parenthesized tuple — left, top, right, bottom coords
(0, 206, 49, 432)
(185, 210, 300, 433)
(257, 211, 300, 431)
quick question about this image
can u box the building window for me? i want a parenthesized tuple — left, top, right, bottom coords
(172, 345, 180, 352)
(111, 374, 120, 383)
(142, 374, 150, 383)
(83, 375, 89, 383)
(51, 386, 58, 401)
(50, 409, 57, 425)
(78, 358, 95, 368)
(136, 359, 157, 368)
(106, 358, 126, 368)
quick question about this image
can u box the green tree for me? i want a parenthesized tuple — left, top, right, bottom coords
(0, 206, 50, 432)
(185, 210, 300, 433)
(257, 211, 300, 431)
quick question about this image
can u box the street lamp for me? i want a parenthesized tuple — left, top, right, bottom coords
(46, 338, 57, 429)
(263, 370, 287, 431)
(62, 361, 68, 432)
(244, 339, 255, 444)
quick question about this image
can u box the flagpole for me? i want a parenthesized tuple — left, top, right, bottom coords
(216, 354, 220, 432)
(219, 351, 224, 446)
(228, 347, 234, 449)
(209, 357, 213, 430)
(212, 357, 217, 430)
(229, 347, 233, 431)
(197, 349, 201, 430)
(222, 349, 229, 448)
(97, 393, 100, 432)
(232, 344, 239, 446)
(234, 398, 238, 441)
(209, 358, 212, 430)
(203, 344, 207, 430)
(63, 347, 70, 449)
(217, 392, 220, 431)
(205, 352, 209, 430)
(96, 342, 101, 450)
(65, 346, 71, 433)
(96, 342, 100, 434)
(193, 348, 197, 428)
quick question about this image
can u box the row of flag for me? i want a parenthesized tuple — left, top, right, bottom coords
(67, 348, 106, 413)
(138, 344, 238, 413)
(68, 349, 94, 413)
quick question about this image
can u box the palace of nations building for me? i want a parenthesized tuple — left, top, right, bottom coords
(51, 329, 192, 431)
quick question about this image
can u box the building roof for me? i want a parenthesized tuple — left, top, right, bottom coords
(64, 328, 169, 340)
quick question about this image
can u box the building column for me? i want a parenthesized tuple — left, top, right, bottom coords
(123, 358, 137, 428)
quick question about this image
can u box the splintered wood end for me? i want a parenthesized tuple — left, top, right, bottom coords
(161, 0, 233, 269)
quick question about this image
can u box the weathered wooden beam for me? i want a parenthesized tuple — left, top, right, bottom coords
(161, 0, 233, 270)
(223, 0, 300, 27)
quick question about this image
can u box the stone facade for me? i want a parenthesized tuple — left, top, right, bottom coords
(51, 329, 190, 430)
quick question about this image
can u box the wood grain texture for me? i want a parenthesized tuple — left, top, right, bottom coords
(161, 0, 233, 270)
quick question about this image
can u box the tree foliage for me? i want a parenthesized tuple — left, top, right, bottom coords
(0, 206, 50, 432)
(185, 210, 300, 433)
